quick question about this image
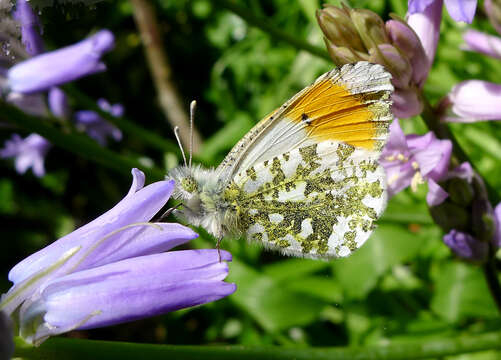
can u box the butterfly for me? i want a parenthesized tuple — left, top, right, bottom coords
(168, 61, 393, 259)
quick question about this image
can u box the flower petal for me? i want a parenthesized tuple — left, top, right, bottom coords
(8, 169, 173, 285)
(445, 80, 501, 122)
(443, 229, 488, 261)
(40, 250, 235, 330)
(444, 0, 477, 23)
(13, 0, 44, 56)
(48, 88, 70, 119)
(407, 0, 442, 70)
(462, 29, 501, 60)
(7, 30, 114, 94)
(427, 178, 449, 206)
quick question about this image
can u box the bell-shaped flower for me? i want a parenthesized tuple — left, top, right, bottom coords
(48, 87, 70, 120)
(7, 30, 114, 94)
(74, 98, 123, 145)
(380, 119, 452, 205)
(12, 0, 44, 56)
(406, 0, 442, 81)
(0, 169, 236, 344)
(442, 80, 501, 122)
(462, 29, 501, 61)
(408, 0, 477, 24)
(0, 133, 50, 177)
(443, 229, 489, 262)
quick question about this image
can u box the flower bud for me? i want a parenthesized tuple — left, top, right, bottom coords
(391, 87, 423, 118)
(430, 202, 470, 233)
(317, 5, 365, 51)
(323, 40, 369, 66)
(350, 8, 389, 50)
(443, 230, 488, 262)
(446, 177, 474, 206)
(386, 18, 428, 86)
(485, 0, 501, 35)
(369, 44, 412, 88)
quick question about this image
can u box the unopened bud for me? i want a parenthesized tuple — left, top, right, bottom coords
(350, 8, 389, 50)
(369, 44, 412, 88)
(317, 5, 365, 51)
(446, 177, 474, 206)
(385, 18, 428, 86)
(324, 40, 369, 65)
(443, 230, 488, 263)
(430, 202, 470, 233)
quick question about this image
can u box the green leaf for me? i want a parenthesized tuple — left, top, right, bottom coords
(262, 258, 329, 281)
(332, 224, 426, 299)
(431, 262, 498, 322)
(228, 259, 325, 332)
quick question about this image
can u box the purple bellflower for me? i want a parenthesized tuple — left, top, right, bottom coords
(48, 87, 70, 120)
(7, 29, 114, 94)
(0, 133, 50, 177)
(443, 229, 489, 261)
(74, 99, 123, 145)
(406, 0, 442, 78)
(380, 119, 452, 205)
(12, 0, 44, 56)
(0, 169, 236, 344)
(443, 80, 501, 122)
(408, 0, 477, 24)
(463, 29, 501, 60)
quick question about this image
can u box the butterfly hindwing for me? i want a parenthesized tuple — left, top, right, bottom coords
(222, 140, 387, 258)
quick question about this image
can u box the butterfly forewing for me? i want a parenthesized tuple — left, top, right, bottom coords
(216, 62, 393, 180)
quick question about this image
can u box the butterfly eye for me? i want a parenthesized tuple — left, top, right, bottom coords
(181, 176, 198, 194)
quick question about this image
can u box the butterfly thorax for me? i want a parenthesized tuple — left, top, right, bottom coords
(167, 165, 237, 238)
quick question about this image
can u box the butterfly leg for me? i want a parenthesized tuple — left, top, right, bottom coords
(216, 237, 222, 262)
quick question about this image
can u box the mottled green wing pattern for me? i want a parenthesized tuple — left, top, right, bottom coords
(222, 141, 387, 258)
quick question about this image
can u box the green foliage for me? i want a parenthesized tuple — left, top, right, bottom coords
(1, 0, 501, 359)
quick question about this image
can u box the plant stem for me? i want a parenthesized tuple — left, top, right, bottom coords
(130, 0, 202, 153)
(213, 0, 331, 61)
(0, 101, 164, 181)
(14, 331, 501, 360)
(421, 97, 501, 313)
(483, 257, 501, 313)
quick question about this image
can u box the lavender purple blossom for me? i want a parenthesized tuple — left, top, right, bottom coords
(6, 30, 114, 94)
(74, 99, 123, 145)
(380, 120, 452, 206)
(0, 133, 50, 177)
(0, 169, 235, 345)
(408, 0, 477, 24)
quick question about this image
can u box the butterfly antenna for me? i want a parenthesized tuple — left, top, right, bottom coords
(189, 100, 196, 168)
(174, 126, 187, 167)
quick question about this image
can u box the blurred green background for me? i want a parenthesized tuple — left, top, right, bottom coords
(1, 0, 501, 358)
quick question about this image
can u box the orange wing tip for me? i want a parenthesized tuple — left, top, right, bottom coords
(284, 62, 393, 151)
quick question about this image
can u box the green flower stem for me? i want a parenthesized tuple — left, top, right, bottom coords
(213, 0, 331, 61)
(421, 97, 501, 313)
(62, 85, 179, 154)
(0, 101, 164, 181)
(483, 257, 501, 312)
(14, 331, 501, 360)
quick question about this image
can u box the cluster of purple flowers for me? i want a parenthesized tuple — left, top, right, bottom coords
(0, 169, 236, 345)
(318, 0, 501, 262)
(1, 1, 237, 347)
(0, 0, 123, 177)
